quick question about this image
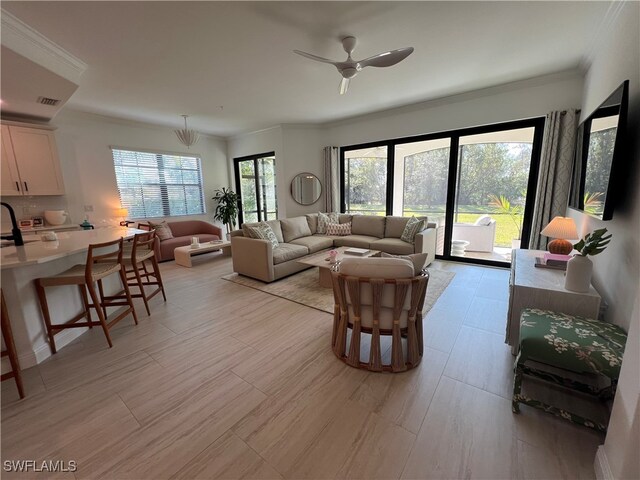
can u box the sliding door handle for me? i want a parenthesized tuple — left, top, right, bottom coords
(23, 181, 28, 192)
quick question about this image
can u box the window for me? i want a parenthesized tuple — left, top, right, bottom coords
(112, 148, 205, 218)
(234, 152, 277, 224)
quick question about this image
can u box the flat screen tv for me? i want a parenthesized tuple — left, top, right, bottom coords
(568, 80, 629, 221)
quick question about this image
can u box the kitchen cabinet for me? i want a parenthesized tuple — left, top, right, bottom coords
(0, 124, 65, 196)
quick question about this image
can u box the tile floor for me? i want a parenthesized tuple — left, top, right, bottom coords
(1, 256, 604, 479)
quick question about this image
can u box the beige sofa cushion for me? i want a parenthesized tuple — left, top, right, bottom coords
(290, 235, 334, 253)
(370, 238, 414, 255)
(272, 243, 309, 265)
(351, 215, 385, 238)
(381, 252, 428, 275)
(242, 220, 284, 243)
(339, 214, 353, 224)
(280, 216, 312, 243)
(305, 213, 318, 234)
(334, 235, 378, 249)
(385, 216, 411, 238)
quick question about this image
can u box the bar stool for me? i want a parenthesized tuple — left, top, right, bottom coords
(1, 290, 25, 399)
(101, 231, 166, 316)
(35, 238, 138, 353)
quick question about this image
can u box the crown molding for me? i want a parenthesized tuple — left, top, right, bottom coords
(1, 9, 87, 84)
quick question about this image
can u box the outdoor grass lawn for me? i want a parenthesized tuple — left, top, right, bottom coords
(454, 213, 520, 247)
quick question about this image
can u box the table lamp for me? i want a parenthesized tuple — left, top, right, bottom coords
(116, 208, 133, 227)
(540, 216, 578, 255)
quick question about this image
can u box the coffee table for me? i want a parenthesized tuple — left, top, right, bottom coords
(297, 246, 380, 288)
(174, 240, 231, 267)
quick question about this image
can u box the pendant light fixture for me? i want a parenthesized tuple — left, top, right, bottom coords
(174, 114, 199, 148)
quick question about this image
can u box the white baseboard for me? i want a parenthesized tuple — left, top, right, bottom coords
(594, 445, 613, 480)
(16, 328, 88, 369)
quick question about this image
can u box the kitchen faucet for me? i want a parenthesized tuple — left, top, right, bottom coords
(1, 202, 24, 246)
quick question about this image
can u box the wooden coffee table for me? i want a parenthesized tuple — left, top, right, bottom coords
(174, 240, 231, 267)
(297, 246, 380, 288)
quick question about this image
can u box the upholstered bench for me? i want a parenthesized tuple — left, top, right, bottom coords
(512, 308, 627, 432)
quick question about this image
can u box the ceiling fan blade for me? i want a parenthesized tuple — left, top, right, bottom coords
(293, 50, 339, 65)
(358, 47, 414, 69)
(339, 77, 350, 95)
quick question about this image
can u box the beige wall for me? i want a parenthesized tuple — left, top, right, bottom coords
(1, 110, 229, 231)
(567, 2, 639, 478)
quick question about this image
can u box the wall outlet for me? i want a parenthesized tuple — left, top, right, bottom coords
(84, 205, 94, 212)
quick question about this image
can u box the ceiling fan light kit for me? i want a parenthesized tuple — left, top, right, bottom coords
(174, 114, 200, 148)
(294, 36, 414, 95)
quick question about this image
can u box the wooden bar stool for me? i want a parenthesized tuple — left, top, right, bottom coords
(35, 238, 138, 354)
(1, 290, 25, 399)
(101, 231, 166, 316)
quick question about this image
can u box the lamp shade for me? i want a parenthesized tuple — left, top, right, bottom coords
(541, 216, 578, 240)
(115, 208, 128, 218)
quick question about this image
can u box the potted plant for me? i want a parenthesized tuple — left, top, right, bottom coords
(488, 194, 523, 248)
(565, 228, 611, 293)
(212, 188, 239, 239)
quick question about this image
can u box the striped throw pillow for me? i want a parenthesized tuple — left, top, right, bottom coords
(326, 222, 351, 236)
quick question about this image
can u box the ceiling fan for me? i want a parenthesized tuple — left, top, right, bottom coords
(294, 36, 414, 95)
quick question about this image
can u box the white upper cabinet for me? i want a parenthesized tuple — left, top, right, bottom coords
(0, 124, 65, 196)
(1, 125, 23, 196)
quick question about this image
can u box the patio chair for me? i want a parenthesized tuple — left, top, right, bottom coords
(452, 216, 497, 252)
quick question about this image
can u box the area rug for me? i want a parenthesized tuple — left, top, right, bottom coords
(222, 267, 455, 315)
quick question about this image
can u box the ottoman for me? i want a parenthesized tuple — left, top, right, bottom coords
(512, 308, 627, 432)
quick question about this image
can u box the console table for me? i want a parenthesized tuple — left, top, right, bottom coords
(506, 249, 601, 354)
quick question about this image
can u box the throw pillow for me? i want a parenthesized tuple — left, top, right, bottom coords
(317, 212, 339, 234)
(400, 216, 424, 244)
(245, 222, 279, 249)
(474, 215, 493, 226)
(149, 221, 174, 241)
(381, 252, 428, 276)
(326, 222, 351, 236)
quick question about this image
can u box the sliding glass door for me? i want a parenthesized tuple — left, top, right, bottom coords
(342, 145, 388, 216)
(234, 152, 277, 225)
(394, 138, 451, 256)
(340, 118, 544, 266)
(451, 127, 539, 262)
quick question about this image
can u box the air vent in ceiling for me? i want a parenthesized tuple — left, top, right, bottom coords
(37, 96, 60, 106)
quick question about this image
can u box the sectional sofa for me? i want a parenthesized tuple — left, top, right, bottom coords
(230, 213, 437, 282)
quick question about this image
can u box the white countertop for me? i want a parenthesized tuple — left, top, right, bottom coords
(0, 227, 145, 270)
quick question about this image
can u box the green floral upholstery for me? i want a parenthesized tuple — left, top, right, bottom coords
(513, 308, 628, 433)
(518, 308, 626, 378)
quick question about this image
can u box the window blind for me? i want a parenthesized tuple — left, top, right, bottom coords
(112, 148, 205, 218)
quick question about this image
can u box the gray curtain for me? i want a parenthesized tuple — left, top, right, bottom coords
(323, 146, 339, 212)
(529, 109, 578, 250)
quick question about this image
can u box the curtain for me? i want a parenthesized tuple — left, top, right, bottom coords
(529, 109, 578, 250)
(323, 146, 339, 212)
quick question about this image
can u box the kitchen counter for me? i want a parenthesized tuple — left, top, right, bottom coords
(1, 227, 142, 269)
(1, 227, 146, 370)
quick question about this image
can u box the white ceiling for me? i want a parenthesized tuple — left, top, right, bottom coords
(1, 1, 612, 137)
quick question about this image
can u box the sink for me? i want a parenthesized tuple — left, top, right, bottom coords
(0, 238, 40, 248)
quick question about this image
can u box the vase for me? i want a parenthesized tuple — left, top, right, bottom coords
(564, 255, 593, 293)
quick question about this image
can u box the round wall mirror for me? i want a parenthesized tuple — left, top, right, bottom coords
(291, 173, 322, 205)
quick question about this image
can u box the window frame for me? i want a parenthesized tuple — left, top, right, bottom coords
(111, 146, 206, 219)
(233, 151, 277, 225)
